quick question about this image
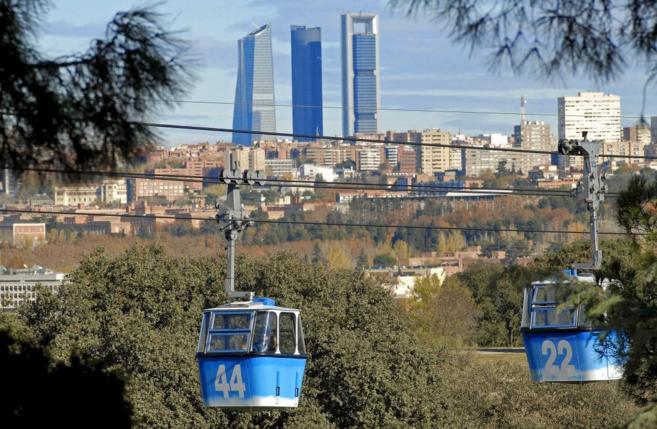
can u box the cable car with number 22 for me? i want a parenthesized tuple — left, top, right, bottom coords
(520, 270, 622, 382)
(196, 297, 307, 408)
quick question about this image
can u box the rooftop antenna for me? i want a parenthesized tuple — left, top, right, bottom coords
(520, 96, 527, 123)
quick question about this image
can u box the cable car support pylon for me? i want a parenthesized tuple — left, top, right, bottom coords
(216, 153, 263, 299)
(558, 131, 607, 270)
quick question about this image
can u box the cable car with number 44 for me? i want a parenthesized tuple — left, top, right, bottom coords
(196, 297, 307, 408)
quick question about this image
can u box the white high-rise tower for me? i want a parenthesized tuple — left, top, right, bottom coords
(341, 13, 380, 137)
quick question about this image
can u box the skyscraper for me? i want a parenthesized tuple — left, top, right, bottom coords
(341, 13, 380, 137)
(232, 24, 276, 146)
(291, 25, 323, 141)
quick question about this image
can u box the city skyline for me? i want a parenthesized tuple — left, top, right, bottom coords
(35, 0, 657, 144)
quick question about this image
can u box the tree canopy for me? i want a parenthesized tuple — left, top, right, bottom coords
(0, 245, 638, 427)
(0, 0, 191, 175)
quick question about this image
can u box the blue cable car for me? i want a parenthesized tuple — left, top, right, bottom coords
(196, 297, 307, 408)
(520, 270, 623, 382)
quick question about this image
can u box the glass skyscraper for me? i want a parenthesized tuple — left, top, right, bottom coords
(341, 13, 380, 137)
(232, 24, 276, 146)
(291, 25, 323, 141)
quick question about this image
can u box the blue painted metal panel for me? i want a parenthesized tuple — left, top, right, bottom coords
(198, 356, 306, 408)
(522, 330, 622, 382)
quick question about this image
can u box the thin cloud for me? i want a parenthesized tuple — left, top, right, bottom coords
(43, 20, 106, 38)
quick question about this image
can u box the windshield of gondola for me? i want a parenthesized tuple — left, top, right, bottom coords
(212, 313, 251, 330)
(532, 284, 571, 304)
(530, 284, 577, 328)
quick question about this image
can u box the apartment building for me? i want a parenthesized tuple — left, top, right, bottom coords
(419, 129, 452, 175)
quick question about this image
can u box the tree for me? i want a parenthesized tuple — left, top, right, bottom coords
(373, 253, 397, 267)
(1, 1, 191, 175)
(0, 314, 132, 426)
(456, 262, 541, 346)
(392, 239, 409, 264)
(19, 245, 452, 427)
(325, 243, 353, 270)
(531, 175, 657, 424)
(411, 275, 478, 348)
(392, 0, 657, 87)
(577, 176, 657, 422)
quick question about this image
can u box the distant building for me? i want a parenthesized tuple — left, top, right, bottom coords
(464, 147, 520, 177)
(365, 266, 446, 299)
(384, 145, 398, 165)
(341, 13, 380, 136)
(0, 265, 65, 311)
(298, 164, 336, 182)
(479, 133, 509, 148)
(224, 147, 250, 171)
(127, 178, 185, 202)
(419, 129, 452, 174)
(265, 159, 296, 177)
(99, 179, 128, 204)
(54, 186, 98, 207)
(1, 168, 9, 196)
(291, 25, 323, 140)
(0, 222, 46, 246)
(232, 24, 276, 145)
(357, 147, 382, 171)
(652, 116, 657, 144)
(558, 92, 621, 170)
(397, 146, 417, 174)
(304, 144, 353, 168)
(249, 147, 266, 171)
(513, 121, 553, 173)
(623, 123, 652, 164)
(600, 140, 646, 167)
(558, 92, 621, 141)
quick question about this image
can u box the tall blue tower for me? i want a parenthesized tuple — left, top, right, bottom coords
(232, 24, 276, 146)
(291, 25, 323, 141)
(341, 13, 380, 137)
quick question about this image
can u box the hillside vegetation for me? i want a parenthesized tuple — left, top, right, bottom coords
(0, 246, 638, 427)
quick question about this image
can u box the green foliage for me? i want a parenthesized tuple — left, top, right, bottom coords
(438, 353, 637, 428)
(0, 0, 192, 174)
(19, 246, 449, 427)
(411, 276, 478, 348)
(0, 313, 132, 426)
(372, 253, 396, 267)
(5, 245, 643, 427)
(456, 262, 544, 347)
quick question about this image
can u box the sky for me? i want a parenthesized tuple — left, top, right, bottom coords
(37, 0, 657, 144)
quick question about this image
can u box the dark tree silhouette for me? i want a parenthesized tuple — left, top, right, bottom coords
(0, 329, 132, 427)
(392, 0, 657, 88)
(0, 0, 192, 176)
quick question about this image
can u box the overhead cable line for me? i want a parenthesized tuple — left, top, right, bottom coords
(172, 99, 647, 120)
(138, 121, 657, 161)
(0, 208, 638, 236)
(10, 166, 584, 198)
